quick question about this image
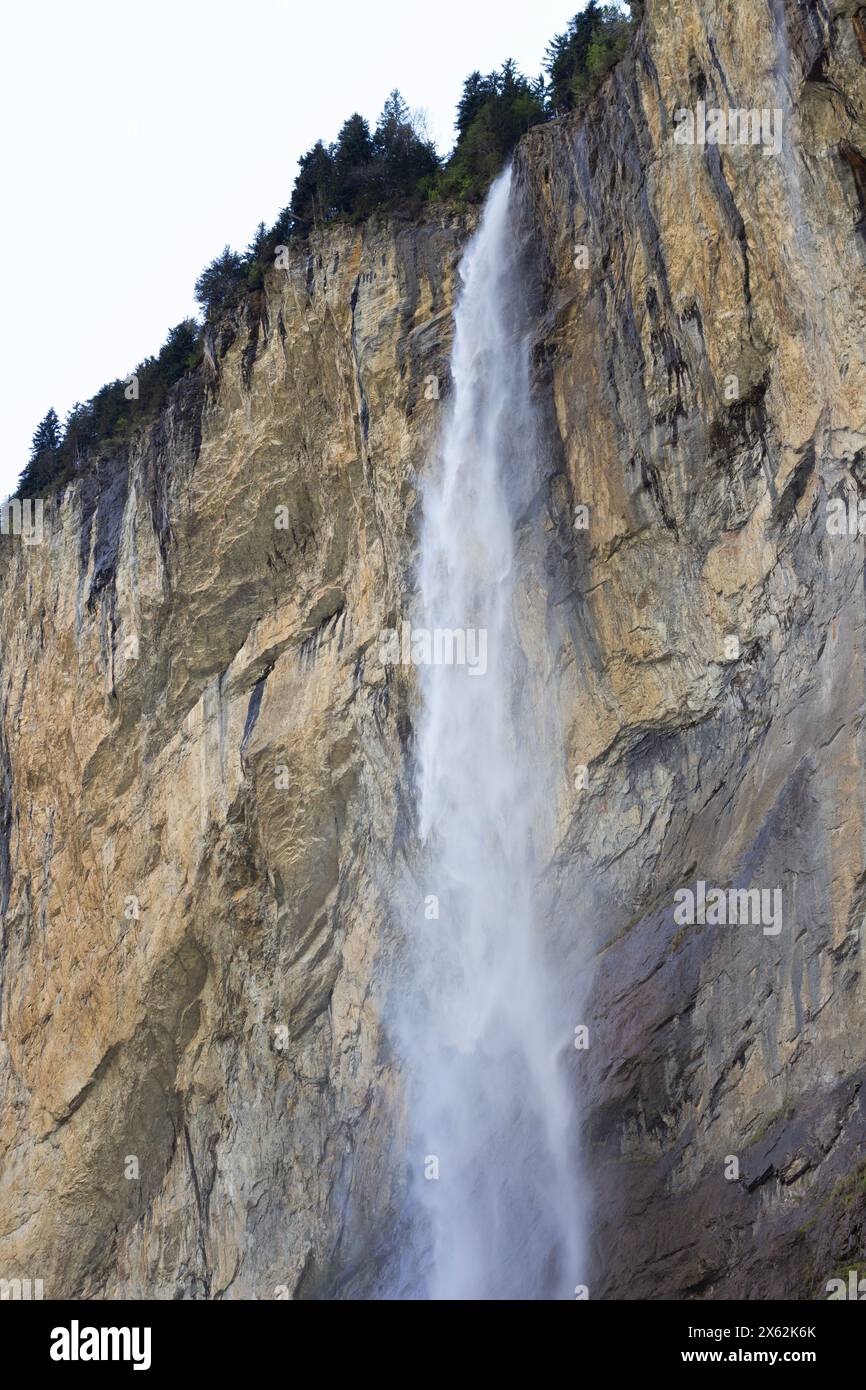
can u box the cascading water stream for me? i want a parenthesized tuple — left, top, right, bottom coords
(394, 167, 584, 1300)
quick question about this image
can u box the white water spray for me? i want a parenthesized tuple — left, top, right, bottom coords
(395, 167, 583, 1300)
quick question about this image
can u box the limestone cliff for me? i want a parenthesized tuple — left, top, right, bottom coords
(1, 0, 865, 1299)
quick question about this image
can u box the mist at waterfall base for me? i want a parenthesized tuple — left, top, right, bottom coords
(388, 168, 585, 1300)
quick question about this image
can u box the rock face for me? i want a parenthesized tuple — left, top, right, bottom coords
(1, 0, 865, 1300)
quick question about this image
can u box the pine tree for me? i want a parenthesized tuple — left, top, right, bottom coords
(246, 222, 268, 261)
(373, 90, 439, 201)
(289, 140, 336, 234)
(376, 89, 412, 144)
(61, 402, 96, 466)
(456, 71, 496, 139)
(157, 321, 200, 383)
(545, 2, 601, 111)
(332, 114, 376, 215)
(243, 221, 270, 290)
(499, 58, 521, 96)
(16, 408, 63, 497)
(193, 246, 246, 320)
(441, 60, 545, 201)
(544, 3, 633, 110)
(30, 408, 62, 457)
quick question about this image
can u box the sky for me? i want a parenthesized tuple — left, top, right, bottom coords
(0, 0, 594, 499)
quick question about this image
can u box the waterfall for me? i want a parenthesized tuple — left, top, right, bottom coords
(393, 167, 584, 1300)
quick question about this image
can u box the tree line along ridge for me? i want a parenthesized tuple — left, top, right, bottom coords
(18, 3, 639, 502)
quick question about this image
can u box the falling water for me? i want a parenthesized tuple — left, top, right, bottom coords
(395, 167, 583, 1300)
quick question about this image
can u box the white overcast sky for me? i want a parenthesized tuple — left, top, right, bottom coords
(0, 0, 595, 499)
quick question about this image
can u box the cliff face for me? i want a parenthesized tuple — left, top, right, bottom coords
(1, 0, 865, 1300)
(516, 0, 866, 1297)
(0, 212, 471, 1299)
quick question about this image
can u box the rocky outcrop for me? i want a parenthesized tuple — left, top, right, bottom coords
(1, 0, 865, 1300)
(0, 212, 471, 1299)
(516, 0, 866, 1299)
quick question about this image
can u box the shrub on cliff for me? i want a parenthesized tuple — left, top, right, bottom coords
(16, 7, 642, 495)
(15, 409, 63, 497)
(194, 247, 248, 321)
(16, 322, 202, 500)
(371, 91, 439, 205)
(437, 60, 546, 202)
(285, 94, 439, 237)
(29, 408, 62, 457)
(332, 114, 378, 217)
(80, 320, 201, 450)
(435, 5, 638, 201)
(289, 140, 338, 235)
(545, 2, 634, 111)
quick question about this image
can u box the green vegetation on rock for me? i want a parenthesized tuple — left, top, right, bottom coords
(17, 5, 639, 501)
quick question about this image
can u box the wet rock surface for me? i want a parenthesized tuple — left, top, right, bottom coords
(517, 0, 866, 1299)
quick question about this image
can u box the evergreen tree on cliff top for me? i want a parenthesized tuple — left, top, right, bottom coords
(15, 408, 62, 497)
(30, 408, 62, 457)
(545, 3, 634, 111)
(289, 140, 337, 234)
(441, 61, 545, 202)
(455, 71, 497, 139)
(332, 113, 377, 217)
(372, 91, 439, 202)
(194, 246, 247, 321)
